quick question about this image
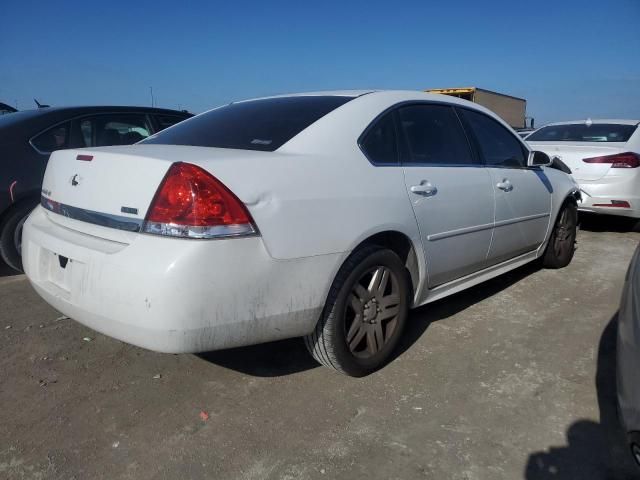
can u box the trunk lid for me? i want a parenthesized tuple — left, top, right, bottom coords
(526, 142, 627, 181)
(42, 146, 174, 222)
(40, 144, 281, 237)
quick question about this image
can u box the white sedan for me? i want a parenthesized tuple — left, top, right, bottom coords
(527, 119, 640, 230)
(23, 91, 580, 376)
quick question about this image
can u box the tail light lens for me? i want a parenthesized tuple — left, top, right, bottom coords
(583, 152, 640, 168)
(143, 162, 257, 239)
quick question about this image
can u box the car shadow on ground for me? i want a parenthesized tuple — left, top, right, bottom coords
(580, 213, 638, 234)
(524, 314, 639, 479)
(391, 261, 541, 363)
(199, 261, 541, 377)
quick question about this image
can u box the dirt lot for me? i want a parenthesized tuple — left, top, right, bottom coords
(1, 215, 639, 480)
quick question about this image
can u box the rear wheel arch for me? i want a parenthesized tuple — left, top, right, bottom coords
(344, 230, 420, 304)
(567, 190, 580, 208)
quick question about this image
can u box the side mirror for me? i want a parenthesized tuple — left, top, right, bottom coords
(528, 150, 552, 167)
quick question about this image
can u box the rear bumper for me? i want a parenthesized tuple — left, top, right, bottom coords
(23, 206, 338, 353)
(577, 174, 640, 218)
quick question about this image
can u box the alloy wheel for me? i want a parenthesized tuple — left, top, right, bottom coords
(553, 207, 575, 259)
(344, 266, 401, 358)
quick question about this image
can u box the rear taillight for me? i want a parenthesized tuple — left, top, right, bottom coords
(583, 152, 640, 168)
(143, 162, 257, 239)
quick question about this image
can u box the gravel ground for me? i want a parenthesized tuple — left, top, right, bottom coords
(1, 215, 639, 479)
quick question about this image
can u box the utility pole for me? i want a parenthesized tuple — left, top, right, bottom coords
(150, 86, 154, 107)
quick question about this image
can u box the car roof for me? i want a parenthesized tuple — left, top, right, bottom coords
(542, 119, 640, 126)
(236, 89, 490, 110)
(16, 105, 190, 115)
(236, 90, 377, 103)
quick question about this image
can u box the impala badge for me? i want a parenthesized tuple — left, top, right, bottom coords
(71, 174, 80, 186)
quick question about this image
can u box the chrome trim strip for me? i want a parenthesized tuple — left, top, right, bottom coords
(427, 212, 550, 242)
(427, 222, 494, 241)
(494, 212, 550, 228)
(40, 196, 143, 232)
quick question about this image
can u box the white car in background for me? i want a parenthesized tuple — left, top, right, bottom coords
(527, 119, 640, 230)
(23, 91, 580, 376)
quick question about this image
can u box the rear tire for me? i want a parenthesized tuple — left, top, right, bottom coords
(0, 201, 37, 272)
(304, 246, 411, 377)
(542, 201, 578, 269)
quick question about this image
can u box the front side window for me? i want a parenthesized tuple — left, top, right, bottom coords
(141, 96, 354, 152)
(360, 112, 398, 165)
(397, 104, 474, 166)
(31, 122, 70, 153)
(460, 108, 526, 168)
(526, 123, 637, 143)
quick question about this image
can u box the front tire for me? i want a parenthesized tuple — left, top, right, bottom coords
(0, 201, 37, 272)
(304, 246, 411, 377)
(542, 201, 578, 269)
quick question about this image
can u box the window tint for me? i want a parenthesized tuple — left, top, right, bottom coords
(397, 104, 474, 165)
(31, 122, 70, 153)
(141, 96, 353, 152)
(526, 123, 637, 143)
(155, 114, 188, 131)
(460, 108, 526, 168)
(75, 114, 151, 147)
(360, 112, 398, 164)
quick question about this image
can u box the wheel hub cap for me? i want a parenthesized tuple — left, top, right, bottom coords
(363, 299, 380, 323)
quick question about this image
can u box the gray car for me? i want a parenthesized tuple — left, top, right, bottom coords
(617, 242, 640, 467)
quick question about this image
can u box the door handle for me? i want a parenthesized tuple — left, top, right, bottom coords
(410, 181, 438, 197)
(496, 179, 513, 192)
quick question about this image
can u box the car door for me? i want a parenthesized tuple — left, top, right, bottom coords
(396, 103, 495, 287)
(458, 107, 551, 264)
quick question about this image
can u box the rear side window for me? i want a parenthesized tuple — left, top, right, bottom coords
(31, 122, 70, 153)
(397, 104, 474, 166)
(73, 114, 152, 147)
(460, 108, 526, 168)
(155, 114, 188, 131)
(141, 96, 353, 152)
(360, 112, 398, 165)
(526, 123, 637, 143)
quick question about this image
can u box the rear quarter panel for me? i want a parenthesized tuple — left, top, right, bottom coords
(197, 93, 426, 263)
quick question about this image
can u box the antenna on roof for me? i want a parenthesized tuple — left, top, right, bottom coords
(34, 98, 50, 108)
(149, 86, 154, 107)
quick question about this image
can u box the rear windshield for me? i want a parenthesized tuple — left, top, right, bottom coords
(141, 96, 354, 151)
(527, 123, 637, 143)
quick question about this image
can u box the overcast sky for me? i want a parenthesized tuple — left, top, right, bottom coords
(2, 0, 639, 124)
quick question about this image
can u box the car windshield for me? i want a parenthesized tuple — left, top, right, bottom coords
(526, 123, 637, 142)
(140, 96, 354, 152)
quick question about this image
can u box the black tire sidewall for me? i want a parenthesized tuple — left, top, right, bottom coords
(0, 201, 37, 271)
(544, 202, 578, 268)
(325, 248, 410, 376)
